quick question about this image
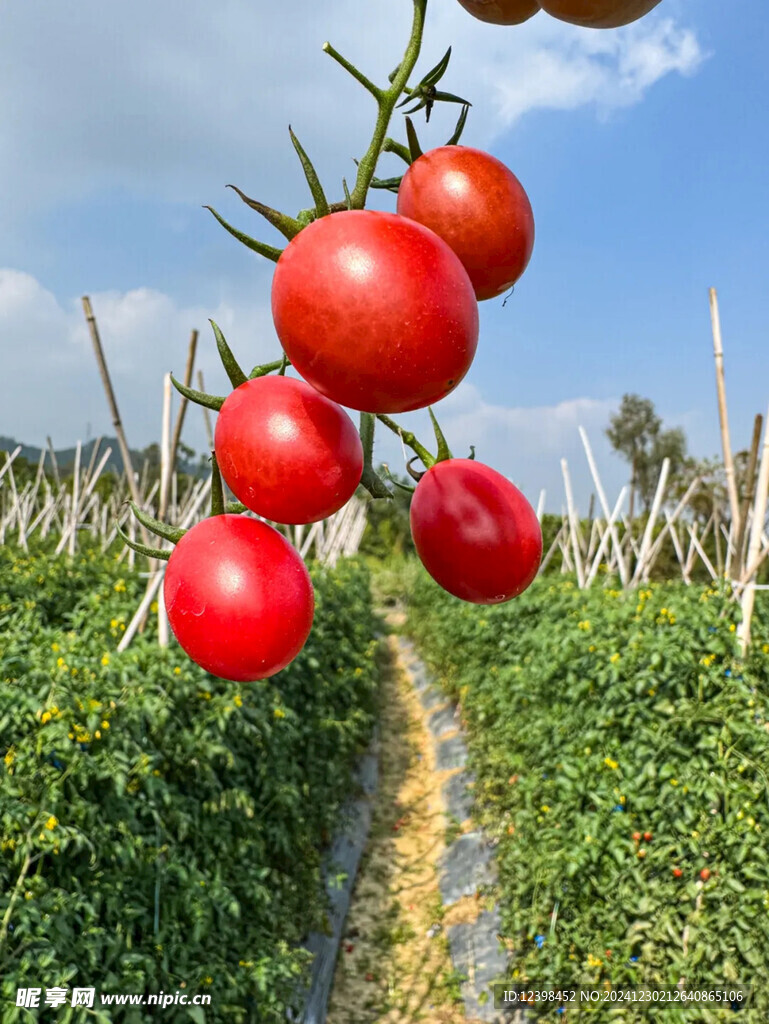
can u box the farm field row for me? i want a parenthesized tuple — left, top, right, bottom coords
(403, 564, 769, 1021)
(0, 542, 379, 1024)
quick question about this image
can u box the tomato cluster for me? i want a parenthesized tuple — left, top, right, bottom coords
(158, 139, 544, 680)
(455, 0, 662, 28)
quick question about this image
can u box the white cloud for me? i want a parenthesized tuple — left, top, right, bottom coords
(0, 1, 704, 227)
(0, 268, 277, 455)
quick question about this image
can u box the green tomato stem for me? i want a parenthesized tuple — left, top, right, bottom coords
(376, 413, 436, 470)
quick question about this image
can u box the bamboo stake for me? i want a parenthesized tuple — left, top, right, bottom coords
(0, 446, 22, 487)
(578, 427, 629, 587)
(631, 458, 670, 586)
(163, 330, 198, 520)
(82, 295, 150, 548)
(739, 406, 769, 654)
(586, 487, 627, 587)
(46, 437, 61, 489)
(197, 370, 215, 452)
(536, 490, 546, 523)
(734, 414, 763, 579)
(709, 288, 741, 544)
(538, 524, 566, 575)
(68, 442, 82, 557)
(561, 459, 585, 588)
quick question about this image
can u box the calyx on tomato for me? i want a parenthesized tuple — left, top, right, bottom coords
(215, 375, 363, 525)
(410, 458, 542, 604)
(271, 210, 479, 414)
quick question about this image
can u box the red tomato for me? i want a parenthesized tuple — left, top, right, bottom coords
(700, 868, 711, 881)
(643, 831, 653, 841)
(397, 147, 535, 302)
(271, 210, 479, 413)
(215, 376, 363, 525)
(410, 459, 542, 604)
(540, 0, 661, 28)
(455, 0, 541, 24)
(164, 515, 314, 682)
(672, 867, 683, 878)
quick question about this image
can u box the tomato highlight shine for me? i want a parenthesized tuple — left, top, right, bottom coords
(397, 146, 535, 301)
(215, 376, 363, 525)
(164, 516, 314, 682)
(410, 459, 542, 604)
(271, 210, 479, 413)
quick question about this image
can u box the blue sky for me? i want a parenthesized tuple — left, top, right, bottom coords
(1, 0, 767, 511)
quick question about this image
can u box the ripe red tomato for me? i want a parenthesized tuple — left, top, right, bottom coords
(643, 830, 653, 841)
(397, 147, 535, 302)
(215, 376, 363, 525)
(410, 459, 542, 604)
(700, 867, 711, 881)
(455, 0, 541, 24)
(540, 0, 661, 28)
(164, 515, 314, 682)
(632, 832, 641, 842)
(271, 210, 479, 413)
(672, 867, 683, 878)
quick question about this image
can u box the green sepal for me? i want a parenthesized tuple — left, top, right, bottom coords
(370, 175, 404, 194)
(342, 178, 353, 210)
(211, 453, 225, 517)
(204, 206, 283, 263)
(447, 104, 470, 146)
(431, 89, 471, 107)
(116, 522, 171, 562)
(248, 358, 288, 380)
(278, 353, 288, 376)
(225, 184, 303, 241)
(468, 445, 476, 461)
(171, 374, 225, 412)
(383, 137, 412, 165)
(210, 319, 247, 389)
(428, 407, 452, 463)
(405, 117, 423, 162)
(382, 464, 416, 495)
(289, 127, 330, 218)
(129, 502, 187, 545)
(421, 46, 453, 90)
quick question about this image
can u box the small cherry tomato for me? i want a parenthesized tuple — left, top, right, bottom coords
(455, 0, 541, 25)
(271, 210, 478, 413)
(540, 0, 661, 28)
(632, 832, 641, 842)
(700, 868, 711, 881)
(643, 831, 653, 842)
(398, 146, 535, 301)
(410, 459, 542, 604)
(672, 867, 683, 878)
(215, 376, 363, 525)
(637, 849, 646, 859)
(164, 515, 314, 682)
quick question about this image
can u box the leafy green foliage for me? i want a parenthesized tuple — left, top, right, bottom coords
(406, 567, 769, 1021)
(0, 544, 378, 1023)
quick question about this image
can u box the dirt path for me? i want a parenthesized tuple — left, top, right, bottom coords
(326, 629, 464, 1024)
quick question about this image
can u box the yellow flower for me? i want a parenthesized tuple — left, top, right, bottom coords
(669, 615, 676, 624)
(354, 666, 363, 677)
(57, 657, 65, 668)
(587, 954, 603, 968)
(114, 580, 126, 593)
(101, 720, 110, 730)
(45, 816, 58, 831)
(648, 688, 656, 697)
(234, 695, 243, 708)
(204, 977, 213, 985)
(95, 730, 101, 740)
(588, 645, 596, 653)
(41, 711, 52, 725)
(51, 642, 60, 652)
(763, 644, 769, 654)
(274, 708, 286, 719)
(110, 618, 119, 629)
(729, 624, 736, 633)
(101, 654, 110, 667)
(670, 779, 679, 786)
(610, 653, 621, 664)
(150, 601, 159, 614)
(199, 691, 212, 701)
(173, 667, 181, 675)
(541, 805, 550, 813)
(4, 748, 14, 768)
(604, 757, 618, 770)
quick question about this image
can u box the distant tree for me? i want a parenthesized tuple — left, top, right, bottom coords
(606, 394, 688, 521)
